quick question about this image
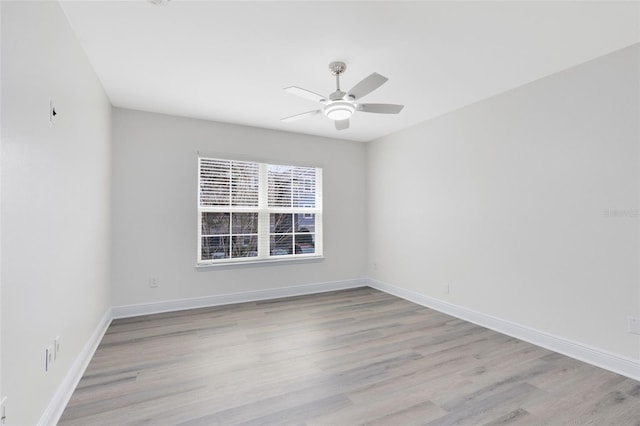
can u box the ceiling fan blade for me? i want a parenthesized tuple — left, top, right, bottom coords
(284, 86, 326, 103)
(335, 119, 349, 130)
(281, 110, 321, 123)
(347, 73, 388, 100)
(357, 103, 404, 114)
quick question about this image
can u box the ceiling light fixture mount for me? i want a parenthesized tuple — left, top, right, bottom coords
(147, 0, 171, 6)
(329, 61, 346, 77)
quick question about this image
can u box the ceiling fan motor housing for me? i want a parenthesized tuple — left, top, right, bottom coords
(329, 90, 347, 101)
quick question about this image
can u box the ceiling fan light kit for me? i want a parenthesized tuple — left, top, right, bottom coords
(282, 61, 404, 131)
(324, 101, 355, 121)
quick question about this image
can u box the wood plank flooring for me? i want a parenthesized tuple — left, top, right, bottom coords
(59, 288, 640, 425)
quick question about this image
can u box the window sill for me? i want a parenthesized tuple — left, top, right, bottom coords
(195, 255, 325, 270)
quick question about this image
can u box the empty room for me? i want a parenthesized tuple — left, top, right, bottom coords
(1, 0, 639, 425)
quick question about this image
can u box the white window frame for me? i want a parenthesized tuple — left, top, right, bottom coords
(197, 156, 323, 265)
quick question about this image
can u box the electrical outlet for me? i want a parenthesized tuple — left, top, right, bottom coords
(149, 277, 159, 288)
(54, 336, 61, 360)
(45, 345, 53, 372)
(1, 396, 7, 425)
(629, 317, 640, 335)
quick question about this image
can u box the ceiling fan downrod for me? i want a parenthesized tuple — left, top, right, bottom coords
(329, 61, 347, 100)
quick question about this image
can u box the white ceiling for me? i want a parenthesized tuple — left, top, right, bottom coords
(59, 1, 639, 142)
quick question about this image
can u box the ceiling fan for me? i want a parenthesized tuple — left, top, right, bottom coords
(281, 61, 404, 131)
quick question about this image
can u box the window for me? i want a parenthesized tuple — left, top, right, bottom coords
(198, 157, 322, 264)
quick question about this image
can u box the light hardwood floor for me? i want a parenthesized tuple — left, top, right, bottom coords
(59, 288, 640, 425)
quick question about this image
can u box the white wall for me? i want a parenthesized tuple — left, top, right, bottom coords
(367, 44, 640, 361)
(1, 1, 112, 424)
(111, 108, 367, 306)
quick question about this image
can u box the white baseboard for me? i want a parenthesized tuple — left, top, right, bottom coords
(38, 307, 113, 426)
(112, 279, 367, 319)
(367, 278, 640, 382)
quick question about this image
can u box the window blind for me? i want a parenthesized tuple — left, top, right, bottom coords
(199, 158, 259, 207)
(267, 165, 317, 209)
